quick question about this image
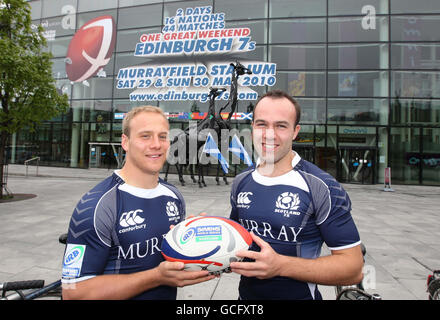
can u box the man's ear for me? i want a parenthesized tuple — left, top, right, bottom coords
(292, 124, 301, 142)
(121, 134, 129, 152)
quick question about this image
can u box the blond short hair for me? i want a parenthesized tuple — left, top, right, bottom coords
(122, 105, 168, 137)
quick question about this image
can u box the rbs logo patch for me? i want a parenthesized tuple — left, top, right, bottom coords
(65, 15, 116, 82)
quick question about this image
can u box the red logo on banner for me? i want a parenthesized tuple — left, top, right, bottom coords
(65, 16, 116, 82)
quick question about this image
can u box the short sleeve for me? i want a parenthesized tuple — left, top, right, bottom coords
(304, 172, 361, 251)
(62, 187, 117, 283)
(316, 181, 361, 250)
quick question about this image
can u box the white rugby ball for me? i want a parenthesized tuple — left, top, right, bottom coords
(161, 216, 252, 273)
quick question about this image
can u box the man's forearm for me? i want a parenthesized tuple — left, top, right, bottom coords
(277, 246, 364, 286)
(62, 268, 161, 300)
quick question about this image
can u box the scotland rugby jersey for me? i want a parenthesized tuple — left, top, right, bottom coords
(62, 171, 185, 300)
(230, 153, 361, 300)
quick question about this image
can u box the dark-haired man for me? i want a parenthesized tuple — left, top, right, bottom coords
(229, 90, 363, 300)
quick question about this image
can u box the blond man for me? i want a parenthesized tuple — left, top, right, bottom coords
(62, 106, 214, 300)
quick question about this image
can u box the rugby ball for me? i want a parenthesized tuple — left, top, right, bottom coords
(65, 15, 116, 82)
(161, 216, 252, 273)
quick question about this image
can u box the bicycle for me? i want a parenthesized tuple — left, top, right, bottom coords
(335, 243, 382, 300)
(427, 270, 440, 300)
(0, 233, 67, 300)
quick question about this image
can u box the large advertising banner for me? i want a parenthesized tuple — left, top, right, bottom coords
(116, 5, 276, 102)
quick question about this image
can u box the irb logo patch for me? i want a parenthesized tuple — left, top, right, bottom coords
(62, 244, 86, 279)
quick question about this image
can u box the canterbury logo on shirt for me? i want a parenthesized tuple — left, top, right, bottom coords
(119, 209, 146, 233)
(237, 192, 253, 209)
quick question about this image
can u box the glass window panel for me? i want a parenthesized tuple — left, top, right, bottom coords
(391, 16, 440, 42)
(43, 35, 71, 57)
(77, 10, 117, 29)
(29, 1, 42, 20)
(391, 71, 440, 98)
(270, 18, 326, 43)
(72, 77, 114, 99)
(270, 45, 325, 69)
(41, 0, 77, 18)
(328, 98, 387, 124)
(329, 16, 388, 42)
(391, 0, 440, 14)
(227, 20, 267, 45)
(329, 0, 388, 15)
(328, 44, 388, 69)
(118, 4, 162, 30)
(274, 71, 325, 97)
(78, 0, 118, 12)
(164, 0, 213, 24)
(113, 77, 131, 99)
(228, 44, 266, 62)
(295, 98, 326, 123)
(328, 71, 388, 97)
(421, 128, 440, 185)
(119, 0, 162, 7)
(51, 57, 69, 79)
(114, 52, 154, 75)
(391, 44, 440, 69)
(270, 0, 326, 18)
(391, 98, 440, 125)
(215, 0, 267, 21)
(390, 127, 421, 184)
(116, 27, 162, 52)
(102, 55, 115, 77)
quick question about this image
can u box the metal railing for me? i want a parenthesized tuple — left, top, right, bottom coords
(24, 157, 40, 177)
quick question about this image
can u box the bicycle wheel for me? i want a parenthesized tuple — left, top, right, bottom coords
(428, 280, 440, 300)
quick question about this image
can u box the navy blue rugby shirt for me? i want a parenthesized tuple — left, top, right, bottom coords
(230, 152, 361, 300)
(62, 171, 185, 300)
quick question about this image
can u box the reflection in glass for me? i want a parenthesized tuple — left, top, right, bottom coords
(72, 77, 114, 99)
(391, 44, 440, 69)
(391, 16, 440, 42)
(421, 128, 440, 185)
(118, 4, 162, 30)
(270, 45, 326, 69)
(270, 0, 326, 18)
(270, 18, 326, 43)
(328, 98, 387, 124)
(390, 0, 440, 14)
(328, 71, 388, 97)
(328, 43, 388, 69)
(215, 0, 267, 20)
(329, 0, 388, 15)
(329, 16, 388, 42)
(391, 71, 440, 98)
(390, 127, 420, 184)
(295, 98, 326, 123)
(391, 98, 440, 125)
(275, 72, 326, 97)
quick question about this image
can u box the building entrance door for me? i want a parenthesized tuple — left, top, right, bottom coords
(89, 143, 124, 169)
(338, 147, 376, 184)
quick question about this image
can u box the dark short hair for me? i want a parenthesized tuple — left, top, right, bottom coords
(253, 89, 301, 126)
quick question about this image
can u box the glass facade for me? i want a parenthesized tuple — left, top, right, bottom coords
(10, 0, 440, 185)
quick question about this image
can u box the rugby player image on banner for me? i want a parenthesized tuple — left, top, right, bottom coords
(65, 15, 116, 83)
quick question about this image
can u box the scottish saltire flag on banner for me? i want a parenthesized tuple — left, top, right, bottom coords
(202, 133, 229, 173)
(229, 135, 253, 166)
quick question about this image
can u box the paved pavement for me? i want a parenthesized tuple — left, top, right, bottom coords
(0, 164, 439, 300)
